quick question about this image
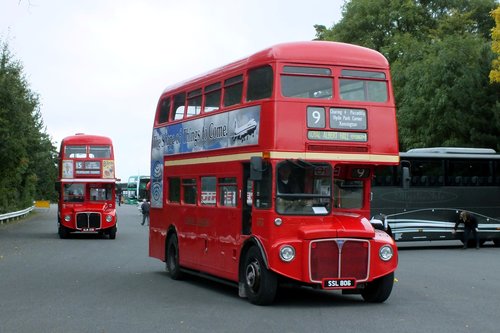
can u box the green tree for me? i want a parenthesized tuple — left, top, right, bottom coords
(393, 34, 499, 149)
(491, 6, 500, 83)
(315, 0, 500, 151)
(0, 41, 57, 213)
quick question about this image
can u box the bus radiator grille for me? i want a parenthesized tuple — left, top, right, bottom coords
(310, 239, 369, 282)
(76, 213, 101, 229)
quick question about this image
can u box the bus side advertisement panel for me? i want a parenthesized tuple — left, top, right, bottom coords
(150, 106, 261, 208)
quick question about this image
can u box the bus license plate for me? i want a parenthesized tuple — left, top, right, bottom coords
(322, 278, 356, 289)
(82, 228, 95, 232)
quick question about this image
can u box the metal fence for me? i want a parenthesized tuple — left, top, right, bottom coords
(0, 206, 34, 224)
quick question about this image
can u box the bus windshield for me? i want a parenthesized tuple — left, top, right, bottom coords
(276, 161, 332, 215)
(63, 183, 84, 202)
(90, 185, 113, 201)
(275, 162, 366, 215)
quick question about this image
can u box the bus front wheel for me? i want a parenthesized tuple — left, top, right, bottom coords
(361, 272, 394, 303)
(58, 225, 69, 239)
(166, 234, 183, 280)
(108, 227, 116, 240)
(243, 246, 277, 305)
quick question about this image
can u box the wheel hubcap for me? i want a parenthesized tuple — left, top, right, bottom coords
(246, 259, 261, 292)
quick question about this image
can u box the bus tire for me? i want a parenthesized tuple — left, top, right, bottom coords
(58, 225, 69, 239)
(166, 234, 183, 280)
(243, 246, 277, 305)
(361, 272, 394, 303)
(108, 227, 117, 240)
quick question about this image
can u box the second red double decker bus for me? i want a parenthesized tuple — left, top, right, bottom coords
(56, 133, 118, 239)
(149, 41, 399, 304)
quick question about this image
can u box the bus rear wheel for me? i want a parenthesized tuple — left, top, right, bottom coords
(243, 246, 277, 305)
(166, 234, 183, 280)
(361, 272, 394, 303)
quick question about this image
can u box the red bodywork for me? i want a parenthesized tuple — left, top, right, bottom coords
(149, 42, 399, 291)
(57, 134, 117, 235)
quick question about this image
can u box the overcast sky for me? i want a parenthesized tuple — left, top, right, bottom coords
(0, 0, 344, 182)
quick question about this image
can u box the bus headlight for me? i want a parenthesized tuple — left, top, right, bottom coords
(274, 218, 283, 226)
(64, 215, 71, 222)
(379, 245, 393, 261)
(106, 215, 113, 223)
(279, 245, 295, 262)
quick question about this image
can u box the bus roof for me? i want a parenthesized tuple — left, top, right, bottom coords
(405, 147, 496, 154)
(402, 147, 499, 159)
(162, 41, 390, 94)
(61, 134, 113, 146)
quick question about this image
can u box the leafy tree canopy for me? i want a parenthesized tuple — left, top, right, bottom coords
(0, 40, 58, 213)
(490, 6, 500, 82)
(315, 0, 500, 151)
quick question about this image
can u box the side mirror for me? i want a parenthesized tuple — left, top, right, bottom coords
(250, 156, 263, 181)
(370, 214, 392, 237)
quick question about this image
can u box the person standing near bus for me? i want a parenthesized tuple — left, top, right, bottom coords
(453, 211, 479, 249)
(141, 199, 150, 226)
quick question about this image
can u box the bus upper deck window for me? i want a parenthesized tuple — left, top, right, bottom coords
(187, 89, 202, 117)
(89, 146, 111, 158)
(223, 75, 243, 107)
(340, 69, 388, 102)
(65, 145, 86, 158)
(204, 82, 221, 113)
(172, 92, 186, 120)
(247, 65, 273, 101)
(281, 66, 332, 99)
(158, 97, 171, 123)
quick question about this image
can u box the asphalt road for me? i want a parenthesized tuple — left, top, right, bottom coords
(1, 204, 499, 333)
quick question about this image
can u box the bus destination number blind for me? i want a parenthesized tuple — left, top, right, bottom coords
(307, 107, 367, 142)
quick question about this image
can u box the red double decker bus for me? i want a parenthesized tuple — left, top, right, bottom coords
(56, 133, 118, 239)
(149, 41, 399, 304)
